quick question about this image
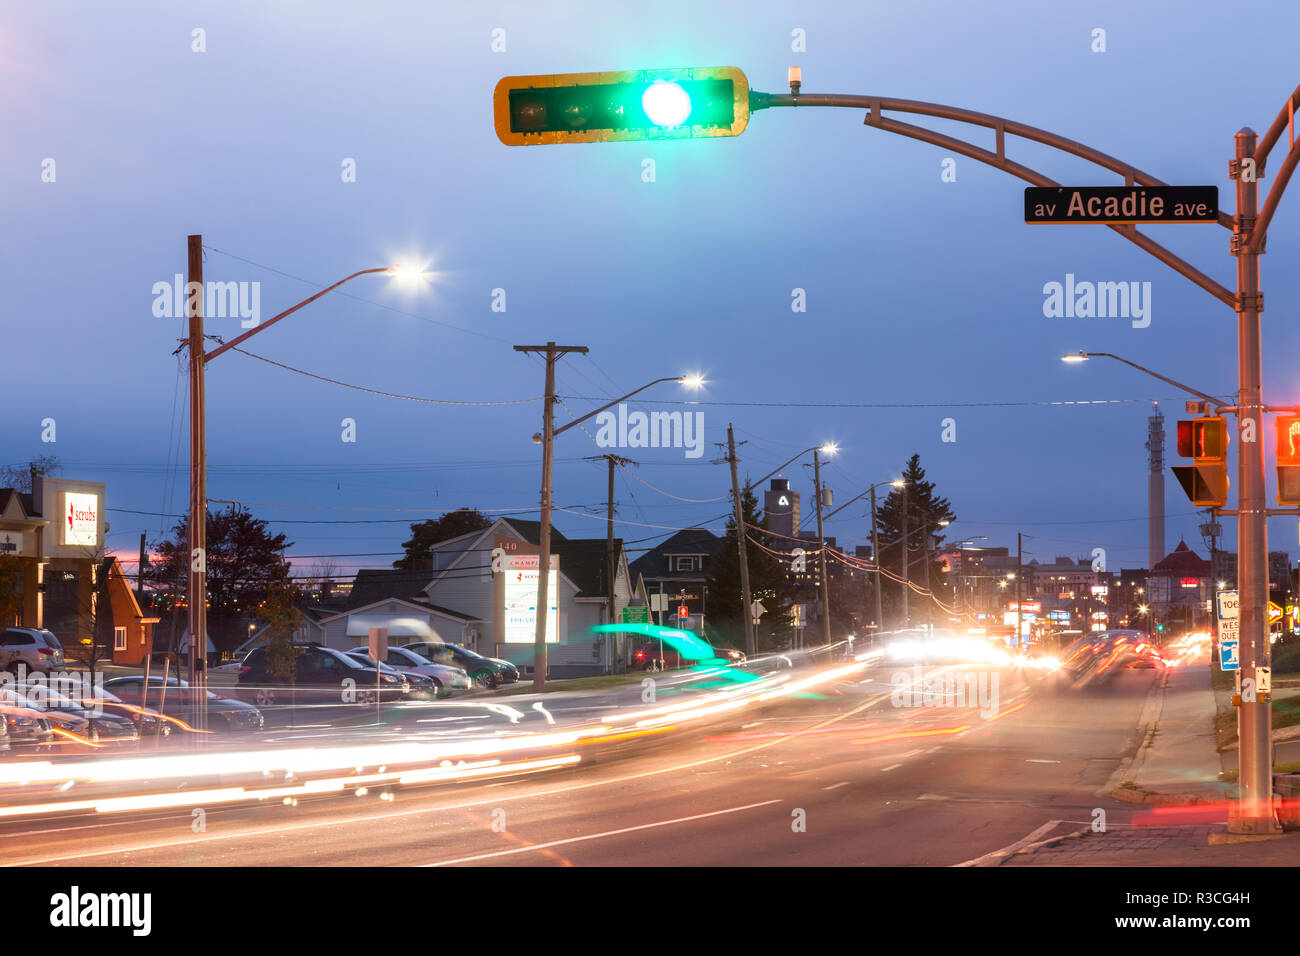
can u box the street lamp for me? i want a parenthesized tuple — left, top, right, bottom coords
(520, 366, 704, 691)
(183, 235, 411, 728)
(1059, 351, 1225, 405)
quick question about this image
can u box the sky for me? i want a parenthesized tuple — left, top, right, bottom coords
(3, 0, 1299, 581)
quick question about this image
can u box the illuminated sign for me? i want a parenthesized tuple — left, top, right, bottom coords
(62, 492, 99, 547)
(1180, 577, 1199, 588)
(501, 554, 558, 644)
(1010, 601, 1041, 613)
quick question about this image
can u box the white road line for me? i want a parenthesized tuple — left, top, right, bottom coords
(953, 819, 1063, 867)
(880, 763, 902, 772)
(421, 800, 782, 866)
(823, 781, 850, 791)
(926, 747, 941, 755)
(1025, 759, 1060, 764)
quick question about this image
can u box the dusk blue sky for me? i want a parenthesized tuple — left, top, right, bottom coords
(3, 0, 1298, 578)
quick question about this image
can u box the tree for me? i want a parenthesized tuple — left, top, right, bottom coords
(706, 487, 796, 650)
(873, 454, 957, 629)
(147, 506, 292, 652)
(394, 508, 492, 570)
(0, 455, 61, 492)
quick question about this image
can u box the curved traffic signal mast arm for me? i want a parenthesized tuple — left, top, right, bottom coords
(749, 91, 1237, 309)
(1247, 84, 1300, 254)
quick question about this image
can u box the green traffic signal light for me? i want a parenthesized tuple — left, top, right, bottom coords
(494, 67, 750, 146)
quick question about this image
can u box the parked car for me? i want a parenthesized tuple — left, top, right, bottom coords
(343, 647, 471, 696)
(0, 627, 65, 676)
(13, 683, 140, 742)
(103, 676, 265, 732)
(64, 686, 181, 736)
(0, 712, 8, 751)
(401, 642, 519, 689)
(237, 643, 410, 707)
(0, 698, 53, 745)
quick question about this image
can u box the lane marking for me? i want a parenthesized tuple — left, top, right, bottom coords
(823, 781, 849, 791)
(953, 819, 1063, 867)
(1025, 759, 1060, 764)
(422, 800, 781, 866)
(881, 763, 902, 772)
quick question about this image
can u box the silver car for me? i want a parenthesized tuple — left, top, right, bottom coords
(348, 646, 472, 696)
(0, 627, 65, 676)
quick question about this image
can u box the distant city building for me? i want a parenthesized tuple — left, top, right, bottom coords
(764, 478, 799, 546)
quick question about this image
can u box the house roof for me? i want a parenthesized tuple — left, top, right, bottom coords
(0, 488, 39, 519)
(345, 568, 435, 609)
(500, 519, 566, 546)
(1151, 540, 1211, 577)
(551, 538, 624, 599)
(628, 528, 724, 580)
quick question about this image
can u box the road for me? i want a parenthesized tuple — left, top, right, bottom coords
(0, 659, 1162, 866)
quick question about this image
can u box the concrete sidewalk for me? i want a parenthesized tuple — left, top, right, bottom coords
(1110, 653, 1232, 805)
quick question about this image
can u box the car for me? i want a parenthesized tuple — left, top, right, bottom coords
(103, 676, 265, 732)
(633, 639, 744, 671)
(67, 686, 181, 737)
(0, 688, 64, 744)
(12, 683, 140, 742)
(343, 646, 472, 696)
(237, 643, 410, 708)
(0, 712, 8, 751)
(401, 642, 519, 689)
(0, 627, 65, 676)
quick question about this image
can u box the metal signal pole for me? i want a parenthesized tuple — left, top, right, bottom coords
(727, 425, 756, 658)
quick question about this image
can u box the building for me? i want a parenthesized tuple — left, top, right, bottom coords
(247, 517, 645, 678)
(1148, 540, 1212, 630)
(0, 475, 107, 647)
(98, 557, 159, 666)
(764, 478, 799, 544)
(627, 528, 724, 631)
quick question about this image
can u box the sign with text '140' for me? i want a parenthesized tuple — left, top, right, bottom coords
(1025, 185, 1218, 224)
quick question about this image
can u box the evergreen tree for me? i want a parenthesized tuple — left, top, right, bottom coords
(873, 454, 956, 629)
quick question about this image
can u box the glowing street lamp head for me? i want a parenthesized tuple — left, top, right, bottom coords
(819, 442, 839, 458)
(679, 373, 706, 390)
(642, 80, 692, 127)
(891, 479, 905, 489)
(1061, 351, 1089, 363)
(388, 263, 429, 284)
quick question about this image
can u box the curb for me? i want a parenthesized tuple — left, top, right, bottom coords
(1109, 786, 1220, 805)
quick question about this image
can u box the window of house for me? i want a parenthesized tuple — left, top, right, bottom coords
(674, 556, 696, 572)
(114, 626, 127, 651)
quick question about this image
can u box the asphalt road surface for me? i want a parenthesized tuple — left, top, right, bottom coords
(0, 661, 1162, 866)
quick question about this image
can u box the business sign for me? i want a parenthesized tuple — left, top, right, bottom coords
(1025, 185, 1219, 224)
(1268, 601, 1283, 623)
(1010, 601, 1041, 613)
(1048, 610, 1070, 622)
(621, 605, 650, 625)
(62, 492, 99, 547)
(1180, 577, 1200, 589)
(0, 532, 21, 556)
(500, 554, 558, 644)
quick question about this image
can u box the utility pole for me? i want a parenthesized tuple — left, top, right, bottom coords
(901, 482, 909, 628)
(586, 452, 635, 674)
(726, 425, 756, 658)
(1232, 127, 1274, 834)
(514, 342, 588, 692)
(923, 518, 934, 634)
(1016, 532, 1023, 648)
(186, 234, 207, 729)
(136, 532, 147, 600)
(870, 485, 882, 641)
(812, 448, 831, 649)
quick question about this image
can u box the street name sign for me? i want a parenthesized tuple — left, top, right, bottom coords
(622, 605, 650, 625)
(1025, 185, 1218, 224)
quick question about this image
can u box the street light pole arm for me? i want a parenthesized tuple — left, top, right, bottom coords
(750, 91, 1238, 308)
(204, 266, 393, 363)
(553, 376, 683, 437)
(1084, 352, 1224, 405)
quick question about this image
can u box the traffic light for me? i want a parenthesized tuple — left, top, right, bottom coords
(1172, 416, 1228, 507)
(1276, 415, 1300, 505)
(493, 67, 750, 146)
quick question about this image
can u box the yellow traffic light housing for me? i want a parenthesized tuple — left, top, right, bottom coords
(493, 67, 750, 146)
(1172, 415, 1228, 507)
